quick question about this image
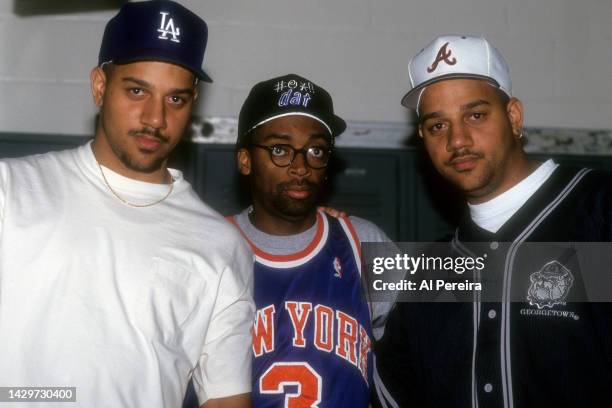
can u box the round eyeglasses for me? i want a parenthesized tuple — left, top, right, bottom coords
(250, 143, 332, 169)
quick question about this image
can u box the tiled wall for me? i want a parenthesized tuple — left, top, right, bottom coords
(1, 0, 611, 137)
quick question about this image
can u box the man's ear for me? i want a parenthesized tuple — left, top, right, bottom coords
(192, 85, 199, 102)
(507, 97, 524, 138)
(418, 125, 424, 139)
(237, 148, 252, 176)
(90, 66, 107, 107)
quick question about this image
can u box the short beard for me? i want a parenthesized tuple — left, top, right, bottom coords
(115, 148, 167, 174)
(271, 181, 320, 218)
(447, 161, 497, 201)
(105, 125, 170, 174)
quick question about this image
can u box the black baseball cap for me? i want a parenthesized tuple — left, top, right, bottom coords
(237, 74, 346, 147)
(98, 0, 212, 82)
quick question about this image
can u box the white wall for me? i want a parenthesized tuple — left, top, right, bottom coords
(0, 0, 611, 136)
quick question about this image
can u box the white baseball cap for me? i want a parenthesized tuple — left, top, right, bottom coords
(401, 35, 512, 110)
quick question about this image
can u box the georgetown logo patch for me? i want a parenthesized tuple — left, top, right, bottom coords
(527, 260, 574, 309)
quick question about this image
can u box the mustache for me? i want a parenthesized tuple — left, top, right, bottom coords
(128, 128, 169, 143)
(445, 148, 484, 165)
(277, 179, 318, 192)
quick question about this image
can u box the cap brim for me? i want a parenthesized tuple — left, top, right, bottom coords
(249, 111, 346, 138)
(111, 51, 212, 83)
(401, 73, 501, 109)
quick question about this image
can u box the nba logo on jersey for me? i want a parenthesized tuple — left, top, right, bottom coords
(333, 257, 343, 278)
(237, 212, 373, 407)
(157, 11, 181, 43)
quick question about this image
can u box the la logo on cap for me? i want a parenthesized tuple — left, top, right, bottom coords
(427, 42, 457, 73)
(157, 11, 180, 43)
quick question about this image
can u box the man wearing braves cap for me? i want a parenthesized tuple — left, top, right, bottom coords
(227, 73, 392, 407)
(0, 2, 253, 407)
(374, 35, 612, 407)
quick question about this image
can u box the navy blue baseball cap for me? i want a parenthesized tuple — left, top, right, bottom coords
(98, 0, 212, 82)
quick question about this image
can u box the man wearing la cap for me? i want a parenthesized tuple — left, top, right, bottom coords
(374, 35, 612, 407)
(0, 2, 253, 407)
(227, 73, 392, 407)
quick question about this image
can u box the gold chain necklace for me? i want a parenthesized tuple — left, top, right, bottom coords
(97, 161, 174, 208)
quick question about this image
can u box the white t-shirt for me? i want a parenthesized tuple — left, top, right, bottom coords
(469, 159, 559, 233)
(0, 142, 255, 407)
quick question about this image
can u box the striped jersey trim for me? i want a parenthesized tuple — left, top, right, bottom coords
(499, 167, 591, 408)
(228, 210, 329, 269)
(338, 215, 362, 276)
(454, 167, 591, 408)
(373, 355, 400, 408)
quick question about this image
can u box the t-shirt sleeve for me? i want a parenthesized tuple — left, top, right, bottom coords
(192, 238, 255, 403)
(348, 216, 392, 244)
(348, 216, 396, 340)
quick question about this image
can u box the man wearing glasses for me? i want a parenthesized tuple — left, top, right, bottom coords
(228, 74, 390, 407)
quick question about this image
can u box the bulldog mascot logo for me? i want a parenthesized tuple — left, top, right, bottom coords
(527, 260, 574, 309)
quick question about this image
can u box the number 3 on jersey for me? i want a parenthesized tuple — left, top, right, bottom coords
(259, 362, 322, 408)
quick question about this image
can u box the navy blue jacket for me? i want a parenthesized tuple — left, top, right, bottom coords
(374, 166, 612, 408)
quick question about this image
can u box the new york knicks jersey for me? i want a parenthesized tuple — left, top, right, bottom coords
(231, 211, 373, 408)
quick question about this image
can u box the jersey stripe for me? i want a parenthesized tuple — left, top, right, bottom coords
(373, 355, 400, 408)
(454, 167, 592, 408)
(338, 216, 362, 276)
(229, 211, 330, 269)
(451, 237, 481, 408)
(500, 167, 591, 408)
